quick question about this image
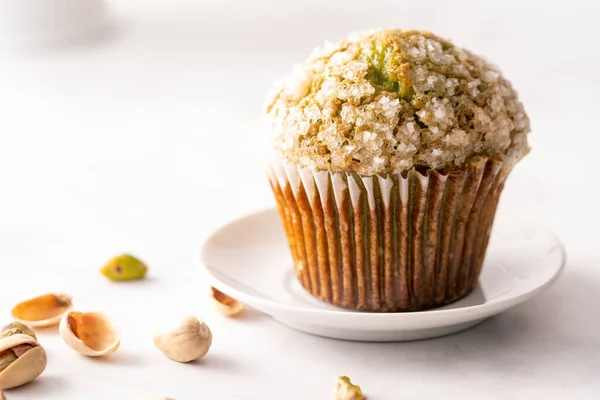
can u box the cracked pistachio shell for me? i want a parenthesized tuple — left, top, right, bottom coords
(0, 335, 47, 390)
(0, 323, 36, 341)
(11, 293, 72, 328)
(334, 376, 365, 400)
(59, 311, 120, 357)
(0, 389, 5, 400)
(101, 254, 148, 281)
(210, 287, 244, 317)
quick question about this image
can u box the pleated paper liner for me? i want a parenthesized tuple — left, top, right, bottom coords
(268, 156, 512, 312)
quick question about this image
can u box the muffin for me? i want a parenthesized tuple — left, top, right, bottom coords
(265, 29, 530, 312)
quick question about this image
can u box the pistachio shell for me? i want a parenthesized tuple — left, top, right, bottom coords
(0, 335, 38, 354)
(101, 254, 148, 281)
(0, 346, 46, 390)
(0, 389, 5, 400)
(59, 311, 120, 357)
(0, 335, 47, 390)
(335, 376, 365, 400)
(0, 323, 36, 341)
(11, 293, 72, 328)
(210, 287, 244, 317)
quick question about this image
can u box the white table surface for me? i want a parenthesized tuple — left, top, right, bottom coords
(0, 0, 599, 399)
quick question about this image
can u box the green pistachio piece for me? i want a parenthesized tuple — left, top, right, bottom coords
(359, 33, 413, 101)
(335, 376, 365, 400)
(101, 254, 148, 281)
(0, 323, 36, 341)
(0, 350, 18, 374)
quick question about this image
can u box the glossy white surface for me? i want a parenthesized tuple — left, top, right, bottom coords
(202, 209, 564, 341)
(0, 0, 599, 398)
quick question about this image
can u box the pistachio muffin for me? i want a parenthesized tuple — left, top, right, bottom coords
(265, 29, 530, 312)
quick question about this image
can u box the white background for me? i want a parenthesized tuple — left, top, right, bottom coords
(0, 0, 599, 399)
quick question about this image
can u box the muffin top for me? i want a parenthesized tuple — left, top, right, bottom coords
(265, 29, 530, 176)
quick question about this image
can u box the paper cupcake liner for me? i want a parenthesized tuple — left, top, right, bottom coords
(268, 156, 511, 312)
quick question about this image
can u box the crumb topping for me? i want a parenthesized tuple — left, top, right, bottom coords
(265, 29, 530, 176)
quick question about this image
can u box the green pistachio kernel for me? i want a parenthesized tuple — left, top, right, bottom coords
(335, 376, 365, 400)
(359, 33, 413, 101)
(101, 254, 148, 281)
(0, 322, 37, 341)
(0, 350, 18, 374)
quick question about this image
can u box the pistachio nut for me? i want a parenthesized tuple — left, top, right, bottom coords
(11, 293, 73, 328)
(153, 316, 212, 363)
(210, 287, 244, 317)
(101, 254, 148, 281)
(334, 376, 365, 400)
(0, 334, 47, 390)
(0, 323, 36, 341)
(59, 311, 120, 357)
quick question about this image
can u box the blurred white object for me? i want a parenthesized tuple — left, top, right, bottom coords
(0, 0, 109, 47)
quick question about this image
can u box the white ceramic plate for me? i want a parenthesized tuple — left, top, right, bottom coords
(200, 208, 564, 342)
